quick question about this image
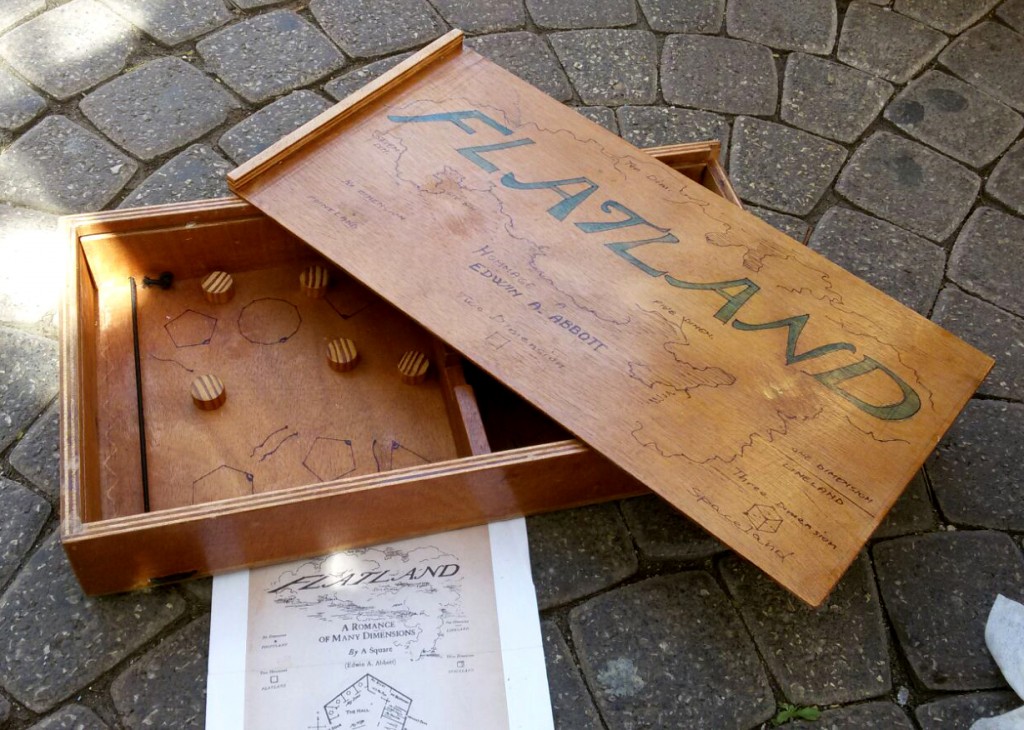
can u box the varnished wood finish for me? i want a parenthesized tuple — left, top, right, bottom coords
(201, 271, 234, 304)
(60, 137, 733, 596)
(327, 337, 359, 371)
(191, 374, 226, 410)
(229, 37, 992, 605)
(398, 350, 430, 384)
(300, 264, 329, 298)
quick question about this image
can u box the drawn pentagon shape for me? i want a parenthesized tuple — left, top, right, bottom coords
(165, 309, 217, 347)
(238, 297, 301, 345)
(193, 465, 254, 504)
(325, 279, 375, 320)
(304, 437, 357, 481)
(745, 503, 783, 533)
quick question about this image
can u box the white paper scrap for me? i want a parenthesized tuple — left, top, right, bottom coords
(971, 595, 1024, 730)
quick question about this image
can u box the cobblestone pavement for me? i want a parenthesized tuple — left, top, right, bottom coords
(1, 0, 1022, 728)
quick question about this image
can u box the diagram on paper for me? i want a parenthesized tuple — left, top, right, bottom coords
(318, 674, 413, 730)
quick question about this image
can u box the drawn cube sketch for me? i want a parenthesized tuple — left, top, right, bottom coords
(745, 503, 783, 533)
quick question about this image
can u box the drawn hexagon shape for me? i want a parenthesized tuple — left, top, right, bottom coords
(745, 503, 783, 533)
(193, 465, 254, 504)
(165, 309, 217, 347)
(304, 437, 356, 482)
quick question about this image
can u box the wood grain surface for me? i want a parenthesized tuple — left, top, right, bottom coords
(229, 33, 993, 604)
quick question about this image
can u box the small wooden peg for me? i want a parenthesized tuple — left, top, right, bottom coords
(201, 271, 234, 304)
(191, 374, 226, 410)
(327, 337, 359, 372)
(300, 265, 329, 298)
(398, 350, 430, 385)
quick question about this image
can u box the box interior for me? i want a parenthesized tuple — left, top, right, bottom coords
(74, 212, 580, 522)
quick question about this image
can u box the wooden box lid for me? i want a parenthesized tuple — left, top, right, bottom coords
(227, 31, 992, 605)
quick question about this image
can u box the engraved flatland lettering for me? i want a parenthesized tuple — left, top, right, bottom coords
(388, 107, 922, 421)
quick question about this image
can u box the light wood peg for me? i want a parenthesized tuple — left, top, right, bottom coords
(327, 337, 359, 372)
(201, 271, 234, 304)
(398, 351, 430, 385)
(300, 265, 329, 298)
(191, 374, 226, 410)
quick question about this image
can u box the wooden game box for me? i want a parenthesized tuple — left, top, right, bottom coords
(62, 30, 991, 604)
(59, 140, 732, 596)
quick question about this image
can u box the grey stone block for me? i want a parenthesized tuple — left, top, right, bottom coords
(932, 286, 1024, 400)
(466, 32, 572, 101)
(525, 0, 636, 29)
(619, 495, 725, 561)
(570, 572, 774, 729)
(637, 0, 722, 33)
(886, 70, 1022, 168)
(916, 691, 1023, 730)
(0, 0, 44, 34)
(430, 0, 524, 32)
(722, 553, 890, 704)
(0, 116, 137, 214)
(118, 144, 233, 208)
(727, 0, 837, 54)
(873, 470, 937, 540)
(182, 577, 212, 604)
(310, 0, 446, 59)
(196, 11, 345, 104)
(838, 2, 948, 84)
(9, 402, 59, 499)
(0, 326, 57, 453)
(661, 34, 777, 115)
(26, 705, 109, 730)
(746, 205, 810, 241)
(0, 67, 44, 131)
(527, 503, 637, 609)
(940, 22, 1024, 113)
(573, 106, 617, 134)
(873, 531, 1024, 690)
(616, 106, 729, 159)
(0, 204, 61, 330)
(324, 53, 411, 100)
(0, 532, 187, 712)
(928, 400, 1024, 530)
(988, 140, 1024, 215)
(219, 90, 331, 164)
(0, 0, 136, 100)
(229, 0, 284, 7)
(835, 131, 979, 242)
(730, 117, 846, 215)
(782, 53, 893, 143)
(81, 57, 237, 161)
(323, 52, 411, 99)
(812, 702, 915, 728)
(0, 478, 49, 590)
(896, 0, 1001, 34)
(0, 692, 8, 724)
(541, 621, 602, 730)
(550, 30, 657, 106)
(999, 0, 1024, 33)
(949, 208, 1024, 317)
(100, 0, 232, 46)
(111, 616, 209, 729)
(808, 206, 944, 314)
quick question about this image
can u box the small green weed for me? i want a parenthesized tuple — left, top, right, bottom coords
(772, 703, 821, 725)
